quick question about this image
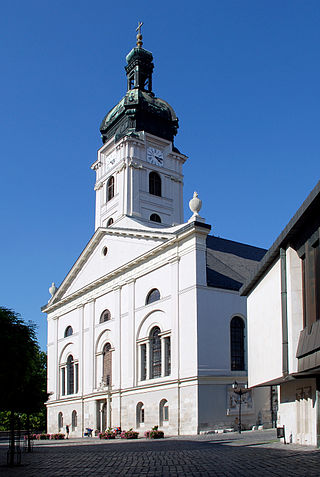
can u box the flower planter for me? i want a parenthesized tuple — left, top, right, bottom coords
(99, 431, 116, 439)
(144, 426, 164, 439)
(120, 430, 139, 439)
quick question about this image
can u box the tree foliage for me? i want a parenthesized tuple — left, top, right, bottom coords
(0, 307, 48, 424)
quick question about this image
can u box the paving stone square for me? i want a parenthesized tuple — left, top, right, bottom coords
(1, 430, 319, 477)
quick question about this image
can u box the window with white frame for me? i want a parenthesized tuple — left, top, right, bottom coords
(138, 329, 171, 381)
(146, 288, 160, 305)
(107, 176, 114, 202)
(159, 399, 169, 426)
(58, 412, 63, 430)
(150, 327, 161, 378)
(136, 402, 144, 427)
(64, 326, 73, 337)
(71, 410, 77, 431)
(60, 355, 79, 396)
(140, 344, 147, 381)
(100, 309, 111, 323)
(230, 316, 245, 371)
(103, 343, 112, 386)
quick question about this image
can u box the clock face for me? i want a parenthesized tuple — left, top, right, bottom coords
(105, 154, 116, 171)
(147, 147, 164, 167)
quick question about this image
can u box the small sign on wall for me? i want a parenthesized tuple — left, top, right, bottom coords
(226, 386, 253, 414)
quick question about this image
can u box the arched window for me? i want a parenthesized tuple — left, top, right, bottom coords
(159, 399, 169, 426)
(67, 355, 74, 395)
(150, 213, 161, 223)
(107, 218, 114, 227)
(103, 343, 112, 386)
(100, 309, 111, 323)
(107, 176, 114, 202)
(71, 410, 77, 431)
(230, 316, 245, 371)
(64, 326, 73, 338)
(149, 172, 161, 197)
(58, 412, 63, 430)
(136, 402, 144, 428)
(146, 288, 160, 305)
(150, 327, 161, 378)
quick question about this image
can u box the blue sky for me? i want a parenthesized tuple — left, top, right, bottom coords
(1, 0, 319, 350)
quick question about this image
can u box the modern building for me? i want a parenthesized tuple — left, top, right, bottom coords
(43, 32, 270, 437)
(241, 180, 320, 446)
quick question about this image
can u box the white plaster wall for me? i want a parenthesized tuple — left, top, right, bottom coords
(64, 234, 162, 298)
(197, 287, 247, 375)
(279, 379, 317, 446)
(286, 247, 304, 375)
(179, 288, 198, 378)
(47, 399, 82, 436)
(48, 221, 259, 436)
(94, 134, 185, 229)
(247, 260, 282, 387)
(198, 384, 271, 431)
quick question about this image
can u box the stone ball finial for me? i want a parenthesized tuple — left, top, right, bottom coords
(49, 282, 57, 297)
(189, 191, 202, 217)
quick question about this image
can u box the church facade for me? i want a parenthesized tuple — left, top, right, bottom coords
(43, 33, 271, 437)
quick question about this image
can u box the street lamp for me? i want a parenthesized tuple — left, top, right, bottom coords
(232, 381, 249, 434)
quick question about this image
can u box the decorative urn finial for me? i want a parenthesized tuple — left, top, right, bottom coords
(189, 191, 202, 216)
(49, 282, 57, 297)
(188, 191, 205, 223)
(136, 21, 143, 48)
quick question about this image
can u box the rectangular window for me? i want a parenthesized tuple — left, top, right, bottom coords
(164, 405, 169, 421)
(61, 368, 65, 396)
(141, 344, 146, 380)
(165, 337, 171, 376)
(141, 408, 144, 423)
(75, 363, 79, 393)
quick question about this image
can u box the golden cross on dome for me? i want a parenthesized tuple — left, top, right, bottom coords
(136, 21, 143, 35)
(136, 21, 143, 47)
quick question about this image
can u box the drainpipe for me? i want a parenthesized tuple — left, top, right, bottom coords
(280, 248, 289, 376)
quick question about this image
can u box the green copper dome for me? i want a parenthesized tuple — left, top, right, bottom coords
(100, 45, 179, 144)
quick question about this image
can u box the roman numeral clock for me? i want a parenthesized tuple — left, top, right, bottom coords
(147, 147, 164, 167)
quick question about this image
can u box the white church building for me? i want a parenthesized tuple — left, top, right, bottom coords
(43, 32, 271, 437)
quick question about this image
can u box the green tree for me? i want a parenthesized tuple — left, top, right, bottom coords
(0, 307, 48, 463)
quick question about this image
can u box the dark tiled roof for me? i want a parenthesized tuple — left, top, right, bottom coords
(206, 236, 266, 291)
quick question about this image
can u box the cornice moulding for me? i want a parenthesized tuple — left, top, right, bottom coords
(43, 222, 204, 314)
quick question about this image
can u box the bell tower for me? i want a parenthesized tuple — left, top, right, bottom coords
(92, 26, 187, 230)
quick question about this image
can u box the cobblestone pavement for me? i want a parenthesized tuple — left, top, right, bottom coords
(1, 429, 319, 477)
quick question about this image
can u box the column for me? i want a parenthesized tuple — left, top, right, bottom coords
(78, 305, 84, 394)
(54, 317, 59, 400)
(127, 279, 136, 386)
(99, 401, 104, 432)
(113, 286, 121, 390)
(106, 397, 111, 428)
(170, 255, 180, 434)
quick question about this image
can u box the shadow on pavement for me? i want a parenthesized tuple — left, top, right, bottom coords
(1, 435, 320, 476)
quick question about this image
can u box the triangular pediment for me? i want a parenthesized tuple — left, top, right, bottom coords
(46, 227, 173, 307)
